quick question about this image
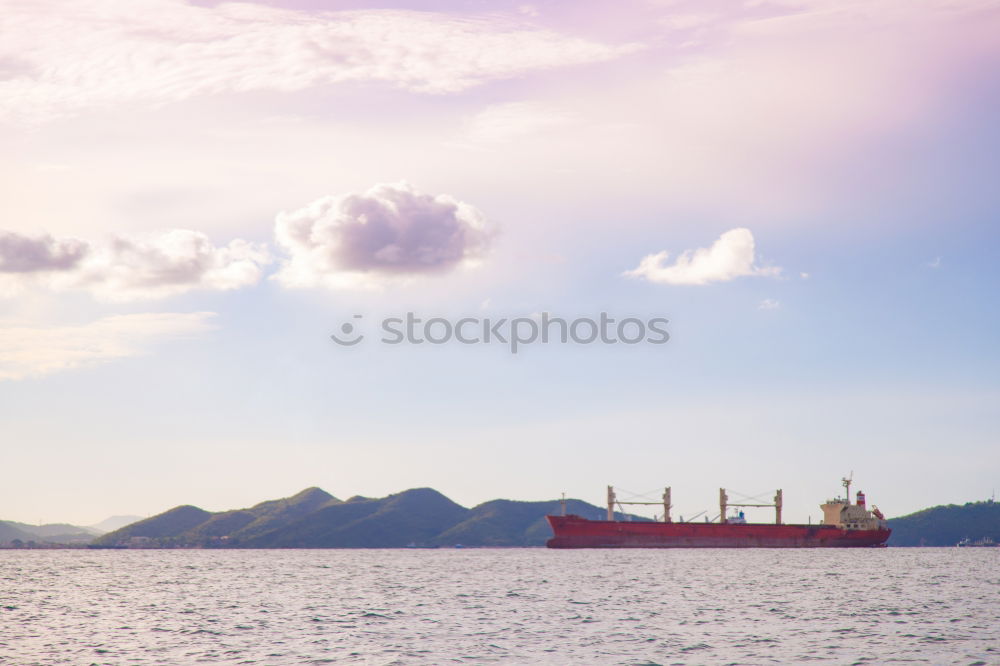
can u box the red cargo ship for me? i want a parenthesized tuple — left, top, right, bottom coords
(547, 477, 890, 548)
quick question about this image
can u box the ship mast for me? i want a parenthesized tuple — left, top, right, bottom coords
(842, 472, 853, 504)
(720, 488, 784, 524)
(606, 486, 673, 522)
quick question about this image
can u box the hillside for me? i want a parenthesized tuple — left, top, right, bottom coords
(887, 500, 1000, 546)
(92, 505, 213, 546)
(0, 520, 96, 545)
(231, 487, 339, 540)
(249, 488, 471, 547)
(92, 487, 341, 547)
(0, 521, 35, 544)
(89, 487, 630, 548)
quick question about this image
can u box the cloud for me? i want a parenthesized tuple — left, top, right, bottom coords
(625, 228, 780, 286)
(65, 230, 270, 301)
(0, 0, 639, 124)
(927, 257, 942, 269)
(274, 182, 494, 290)
(0, 231, 89, 273)
(0, 312, 215, 381)
(758, 298, 780, 310)
(0, 229, 269, 301)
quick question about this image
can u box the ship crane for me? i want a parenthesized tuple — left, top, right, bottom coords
(719, 488, 783, 524)
(607, 486, 673, 522)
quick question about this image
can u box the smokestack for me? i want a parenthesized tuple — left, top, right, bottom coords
(856, 491, 866, 508)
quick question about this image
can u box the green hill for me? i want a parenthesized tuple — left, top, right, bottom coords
(92, 488, 341, 547)
(325, 488, 469, 547)
(92, 505, 213, 545)
(230, 486, 339, 541)
(87, 487, 633, 548)
(185, 510, 257, 539)
(888, 500, 1000, 546)
(0, 520, 97, 545)
(0, 521, 37, 544)
(247, 487, 469, 547)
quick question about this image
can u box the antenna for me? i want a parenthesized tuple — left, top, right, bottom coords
(842, 472, 853, 503)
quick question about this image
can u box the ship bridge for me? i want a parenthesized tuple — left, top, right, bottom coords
(820, 476, 887, 531)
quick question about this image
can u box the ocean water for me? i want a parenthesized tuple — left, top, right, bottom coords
(1, 549, 997, 665)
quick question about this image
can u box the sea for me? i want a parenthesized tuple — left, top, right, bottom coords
(1, 548, 997, 665)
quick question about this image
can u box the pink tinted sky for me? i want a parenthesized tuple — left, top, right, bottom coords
(1, 0, 998, 524)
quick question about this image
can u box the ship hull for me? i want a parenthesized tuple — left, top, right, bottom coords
(546, 515, 890, 548)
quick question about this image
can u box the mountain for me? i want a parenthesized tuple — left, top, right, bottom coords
(88, 487, 628, 548)
(247, 488, 469, 547)
(181, 486, 340, 542)
(231, 486, 339, 540)
(92, 488, 339, 547)
(0, 522, 35, 544)
(95, 504, 213, 545)
(887, 500, 1000, 546)
(0, 520, 96, 545)
(88, 515, 145, 534)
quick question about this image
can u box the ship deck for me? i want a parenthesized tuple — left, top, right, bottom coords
(546, 515, 890, 548)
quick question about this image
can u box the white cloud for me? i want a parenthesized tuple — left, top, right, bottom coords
(0, 0, 639, 124)
(625, 228, 781, 286)
(464, 102, 578, 143)
(273, 182, 493, 290)
(0, 229, 270, 301)
(758, 298, 780, 310)
(0, 231, 88, 273)
(927, 257, 942, 269)
(0, 312, 215, 381)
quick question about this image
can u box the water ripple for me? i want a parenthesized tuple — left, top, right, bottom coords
(0, 549, 997, 664)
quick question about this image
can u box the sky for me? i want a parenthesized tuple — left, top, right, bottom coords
(2, 0, 999, 526)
